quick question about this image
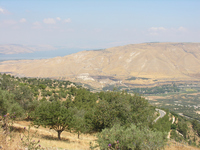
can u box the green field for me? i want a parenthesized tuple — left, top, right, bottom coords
(142, 84, 200, 121)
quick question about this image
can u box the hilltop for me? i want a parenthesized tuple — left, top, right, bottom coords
(1, 42, 200, 89)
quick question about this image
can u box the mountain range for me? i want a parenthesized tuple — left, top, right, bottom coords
(0, 44, 56, 54)
(1, 42, 200, 90)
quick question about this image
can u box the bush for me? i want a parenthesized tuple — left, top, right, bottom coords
(171, 124, 177, 130)
(177, 118, 188, 138)
(7, 103, 25, 118)
(39, 84, 46, 90)
(170, 129, 184, 142)
(96, 124, 167, 150)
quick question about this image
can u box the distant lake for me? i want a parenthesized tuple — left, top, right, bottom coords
(0, 48, 84, 61)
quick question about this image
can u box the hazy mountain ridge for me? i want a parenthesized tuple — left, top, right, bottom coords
(0, 44, 57, 54)
(1, 42, 200, 89)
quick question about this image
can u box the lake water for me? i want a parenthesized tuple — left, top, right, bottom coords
(0, 48, 84, 61)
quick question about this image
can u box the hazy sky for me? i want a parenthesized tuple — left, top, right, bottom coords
(0, 0, 199, 49)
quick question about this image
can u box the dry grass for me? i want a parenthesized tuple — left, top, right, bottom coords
(165, 140, 200, 150)
(145, 96, 167, 100)
(0, 127, 24, 150)
(10, 121, 97, 150)
(187, 93, 200, 96)
(1, 120, 200, 150)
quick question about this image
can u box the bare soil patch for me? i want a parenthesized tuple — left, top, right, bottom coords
(196, 111, 200, 114)
(146, 96, 166, 100)
(188, 92, 200, 96)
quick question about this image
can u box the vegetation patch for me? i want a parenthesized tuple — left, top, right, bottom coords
(1, 73, 200, 149)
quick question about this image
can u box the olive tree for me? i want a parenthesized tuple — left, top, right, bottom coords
(32, 101, 72, 140)
(96, 124, 167, 150)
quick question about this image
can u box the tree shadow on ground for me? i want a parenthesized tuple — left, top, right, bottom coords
(40, 134, 70, 142)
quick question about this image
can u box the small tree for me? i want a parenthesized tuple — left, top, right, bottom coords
(32, 101, 72, 140)
(70, 108, 86, 139)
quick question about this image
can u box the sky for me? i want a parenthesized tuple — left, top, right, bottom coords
(0, 0, 200, 50)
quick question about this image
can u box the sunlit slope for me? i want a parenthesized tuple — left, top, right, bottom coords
(1, 43, 200, 88)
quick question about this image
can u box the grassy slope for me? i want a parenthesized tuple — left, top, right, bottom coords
(1, 121, 199, 150)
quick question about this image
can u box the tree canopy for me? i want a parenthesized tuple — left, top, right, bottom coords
(32, 101, 72, 140)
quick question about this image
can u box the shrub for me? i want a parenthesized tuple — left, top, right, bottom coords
(170, 129, 184, 142)
(96, 124, 167, 150)
(171, 124, 177, 130)
(7, 103, 25, 118)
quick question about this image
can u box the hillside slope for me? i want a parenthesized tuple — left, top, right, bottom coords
(1, 42, 200, 89)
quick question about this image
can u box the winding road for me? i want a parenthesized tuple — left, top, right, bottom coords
(154, 108, 166, 123)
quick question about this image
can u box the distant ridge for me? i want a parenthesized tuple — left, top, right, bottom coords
(0, 44, 56, 54)
(1, 42, 200, 89)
